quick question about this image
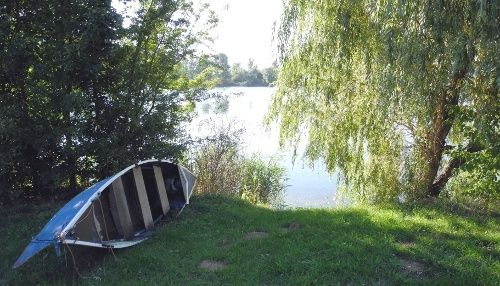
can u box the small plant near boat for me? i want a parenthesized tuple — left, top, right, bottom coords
(187, 120, 245, 196)
(186, 121, 286, 206)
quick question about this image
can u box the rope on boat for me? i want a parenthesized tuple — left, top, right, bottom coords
(65, 243, 86, 279)
(96, 197, 118, 261)
(65, 198, 117, 279)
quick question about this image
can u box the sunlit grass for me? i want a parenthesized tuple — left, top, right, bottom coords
(1, 196, 498, 285)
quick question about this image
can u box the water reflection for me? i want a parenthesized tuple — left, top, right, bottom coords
(191, 87, 338, 208)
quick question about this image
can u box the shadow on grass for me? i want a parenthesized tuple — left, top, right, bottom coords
(1, 195, 498, 285)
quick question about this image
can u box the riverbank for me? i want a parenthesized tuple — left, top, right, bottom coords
(192, 87, 338, 207)
(1, 196, 498, 285)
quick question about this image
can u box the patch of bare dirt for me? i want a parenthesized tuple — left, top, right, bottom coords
(217, 238, 235, 248)
(199, 260, 226, 272)
(398, 241, 416, 248)
(398, 257, 426, 276)
(245, 231, 269, 239)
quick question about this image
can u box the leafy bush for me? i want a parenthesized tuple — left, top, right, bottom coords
(185, 121, 287, 206)
(446, 150, 500, 213)
(240, 156, 286, 205)
(187, 121, 244, 196)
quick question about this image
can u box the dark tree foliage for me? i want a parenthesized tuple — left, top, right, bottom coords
(0, 0, 214, 204)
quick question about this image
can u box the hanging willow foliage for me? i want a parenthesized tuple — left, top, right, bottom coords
(268, 0, 499, 203)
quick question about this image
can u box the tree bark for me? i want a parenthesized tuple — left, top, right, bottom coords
(427, 157, 462, 197)
(428, 144, 483, 197)
(424, 49, 469, 197)
(423, 90, 459, 197)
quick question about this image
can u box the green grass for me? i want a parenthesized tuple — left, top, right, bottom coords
(1, 196, 499, 285)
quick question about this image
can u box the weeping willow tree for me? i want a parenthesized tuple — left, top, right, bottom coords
(269, 0, 499, 202)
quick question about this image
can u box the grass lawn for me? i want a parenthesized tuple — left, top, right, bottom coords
(1, 195, 499, 285)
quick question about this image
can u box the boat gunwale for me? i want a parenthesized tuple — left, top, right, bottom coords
(63, 238, 146, 248)
(60, 159, 191, 241)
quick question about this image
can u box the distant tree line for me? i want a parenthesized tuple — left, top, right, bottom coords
(0, 0, 216, 204)
(186, 53, 278, 87)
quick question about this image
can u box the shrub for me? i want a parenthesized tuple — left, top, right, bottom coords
(187, 120, 244, 196)
(447, 151, 500, 213)
(185, 120, 287, 206)
(240, 156, 286, 206)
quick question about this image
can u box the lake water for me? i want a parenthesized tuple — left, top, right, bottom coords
(191, 87, 338, 208)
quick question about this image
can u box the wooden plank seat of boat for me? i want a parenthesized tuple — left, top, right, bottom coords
(109, 177, 135, 239)
(153, 165, 171, 215)
(133, 167, 154, 230)
(72, 163, 187, 244)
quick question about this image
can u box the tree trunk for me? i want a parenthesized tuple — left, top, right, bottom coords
(424, 50, 469, 197)
(423, 92, 456, 197)
(427, 157, 461, 197)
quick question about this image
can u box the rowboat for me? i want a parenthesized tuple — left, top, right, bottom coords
(13, 159, 196, 268)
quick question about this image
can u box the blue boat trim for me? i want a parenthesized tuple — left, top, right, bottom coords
(39, 178, 112, 241)
(13, 178, 113, 268)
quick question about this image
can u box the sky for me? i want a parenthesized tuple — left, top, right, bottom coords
(206, 0, 283, 68)
(112, 0, 283, 69)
